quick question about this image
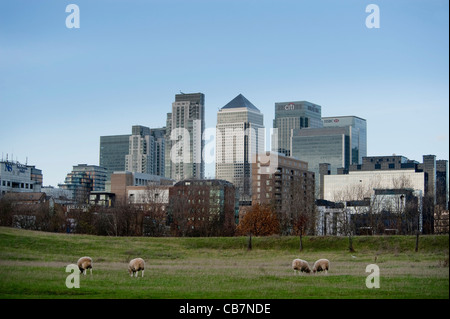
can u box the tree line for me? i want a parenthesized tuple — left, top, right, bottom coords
(0, 173, 446, 237)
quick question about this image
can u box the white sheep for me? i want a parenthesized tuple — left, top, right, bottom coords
(312, 258, 330, 274)
(77, 256, 93, 275)
(292, 258, 311, 274)
(128, 258, 145, 277)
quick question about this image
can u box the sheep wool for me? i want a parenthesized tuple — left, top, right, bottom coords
(128, 258, 145, 277)
(77, 256, 93, 275)
(292, 258, 311, 274)
(312, 259, 330, 274)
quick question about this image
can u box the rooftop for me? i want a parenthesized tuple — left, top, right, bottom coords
(221, 94, 260, 111)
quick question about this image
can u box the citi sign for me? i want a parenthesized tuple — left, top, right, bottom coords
(284, 103, 295, 110)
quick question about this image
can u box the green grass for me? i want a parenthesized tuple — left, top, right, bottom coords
(0, 227, 448, 299)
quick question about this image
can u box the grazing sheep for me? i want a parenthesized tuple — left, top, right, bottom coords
(292, 258, 311, 274)
(77, 256, 93, 275)
(128, 258, 145, 277)
(312, 258, 330, 274)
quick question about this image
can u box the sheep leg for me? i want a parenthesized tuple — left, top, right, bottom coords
(135, 271, 138, 278)
(142, 270, 144, 277)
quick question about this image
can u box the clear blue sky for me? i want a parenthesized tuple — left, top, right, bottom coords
(1, 0, 448, 186)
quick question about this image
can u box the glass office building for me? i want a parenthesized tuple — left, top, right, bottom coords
(99, 134, 131, 181)
(273, 101, 323, 156)
(322, 116, 367, 165)
(291, 126, 351, 196)
(59, 164, 108, 200)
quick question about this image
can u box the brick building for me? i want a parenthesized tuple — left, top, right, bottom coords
(251, 152, 315, 235)
(168, 179, 238, 236)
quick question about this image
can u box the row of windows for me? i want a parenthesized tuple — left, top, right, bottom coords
(1, 180, 34, 189)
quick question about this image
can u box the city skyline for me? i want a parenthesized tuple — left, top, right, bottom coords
(1, 0, 448, 187)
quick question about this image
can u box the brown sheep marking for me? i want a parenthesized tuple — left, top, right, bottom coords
(77, 256, 93, 275)
(292, 258, 311, 274)
(128, 258, 145, 277)
(312, 259, 330, 274)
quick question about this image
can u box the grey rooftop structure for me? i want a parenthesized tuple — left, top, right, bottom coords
(221, 94, 260, 111)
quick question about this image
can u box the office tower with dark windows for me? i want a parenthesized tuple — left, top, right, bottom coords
(216, 94, 265, 203)
(322, 116, 367, 165)
(151, 127, 166, 177)
(165, 92, 205, 181)
(100, 125, 166, 183)
(272, 101, 322, 156)
(100, 134, 131, 181)
(291, 126, 352, 196)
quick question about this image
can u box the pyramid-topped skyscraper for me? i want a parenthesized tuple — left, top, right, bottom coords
(215, 94, 265, 204)
(221, 93, 260, 111)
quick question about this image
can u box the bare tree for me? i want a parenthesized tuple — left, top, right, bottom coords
(332, 182, 375, 251)
(0, 197, 14, 227)
(141, 185, 169, 236)
(434, 204, 449, 234)
(289, 177, 316, 251)
(169, 190, 190, 237)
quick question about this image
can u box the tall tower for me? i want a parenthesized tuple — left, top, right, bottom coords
(125, 125, 153, 175)
(150, 127, 166, 177)
(273, 101, 322, 156)
(215, 94, 265, 203)
(99, 133, 131, 181)
(322, 116, 367, 165)
(165, 93, 205, 181)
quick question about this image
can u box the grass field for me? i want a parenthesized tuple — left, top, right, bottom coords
(0, 226, 448, 299)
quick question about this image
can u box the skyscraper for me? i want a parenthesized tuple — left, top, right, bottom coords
(151, 127, 166, 177)
(165, 92, 205, 181)
(215, 94, 265, 203)
(125, 125, 153, 175)
(291, 126, 352, 196)
(322, 116, 367, 165)
(100, 125, 166, 182)
(100, 134, 131, 180)
(272, 101, 322, 156)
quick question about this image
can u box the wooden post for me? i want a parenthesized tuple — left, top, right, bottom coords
(415, 230, 419, 252)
